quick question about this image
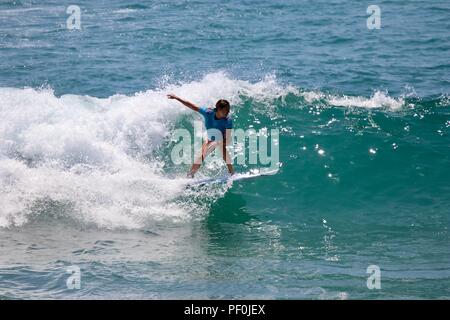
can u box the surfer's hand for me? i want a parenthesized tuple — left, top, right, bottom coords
(167, 94, 178, 100)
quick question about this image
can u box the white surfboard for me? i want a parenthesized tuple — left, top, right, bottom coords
(187, 168, 279, 187)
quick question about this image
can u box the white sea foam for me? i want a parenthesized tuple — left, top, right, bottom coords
(113, 9, 138, 14)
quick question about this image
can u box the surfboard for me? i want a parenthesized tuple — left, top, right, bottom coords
(187, 168, 279, 187)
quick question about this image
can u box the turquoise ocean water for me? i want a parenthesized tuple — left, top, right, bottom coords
(0, 0, 449, 299)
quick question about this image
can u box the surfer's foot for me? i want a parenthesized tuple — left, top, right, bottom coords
(186, 172, 195, 179)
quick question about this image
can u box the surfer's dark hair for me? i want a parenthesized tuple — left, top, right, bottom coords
(215, 99, 230, 111)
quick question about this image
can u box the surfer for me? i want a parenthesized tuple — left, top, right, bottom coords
(167, 94, 234, 178)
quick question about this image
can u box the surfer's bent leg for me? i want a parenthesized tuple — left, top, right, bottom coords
(187, 141, 217, 178)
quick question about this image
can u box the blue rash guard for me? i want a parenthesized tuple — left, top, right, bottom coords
(199, 107, 233, 141)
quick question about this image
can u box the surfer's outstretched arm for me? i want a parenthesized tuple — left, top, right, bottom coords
(167, 94, 199, 112)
